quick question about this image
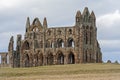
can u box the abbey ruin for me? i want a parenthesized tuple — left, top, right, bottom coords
(0, 7, 102, 67)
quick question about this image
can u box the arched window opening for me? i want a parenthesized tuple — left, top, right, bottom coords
(69, 29, 72, 34)
(68, 52, 75, 64)
(33, 27, 39, 32)
(51, 42, 54, 48)
(47, 53, 54, 65)
(57, 52, 64, 64)
(23, 41, 30, 50)
(68, 38, 74, 47)
(62, 42, 64, 48)
(57, 39, 64, 48)
(25, 54, 29, 67)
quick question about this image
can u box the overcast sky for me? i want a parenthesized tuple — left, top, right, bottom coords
(0, 0, 120, 62)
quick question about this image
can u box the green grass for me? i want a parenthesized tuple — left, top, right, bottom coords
(0, 63, 120, 80)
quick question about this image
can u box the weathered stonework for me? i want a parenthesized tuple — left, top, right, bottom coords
(0, 52, 9, 67)
(8, 7, 102, 67)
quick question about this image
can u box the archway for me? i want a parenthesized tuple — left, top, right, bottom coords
(47, 52, 54, 65)
(67, 38, 74, 47)
(57, 51, 64, 64)
(57, 38, 64, 48)
(68, 52, 75, 64)
(22, 41, 30, 50)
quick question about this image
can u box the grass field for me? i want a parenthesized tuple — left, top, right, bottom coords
(0, 63, 120, 80)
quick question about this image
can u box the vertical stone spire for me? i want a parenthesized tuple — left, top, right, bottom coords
(43, 17, 47, 29)
(8, 36, 14, 67)
(75, 10, 82, 26)
(82, 7, 90, 16)
(8, 36, 14, 51)
(26, 17, 30, 32)
(76, 10, 81, 17)
(90, 11, 96, 20)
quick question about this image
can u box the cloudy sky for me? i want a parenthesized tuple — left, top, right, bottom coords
(0, 0, 120, 62)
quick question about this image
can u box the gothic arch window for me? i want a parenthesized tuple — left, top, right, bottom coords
(67, 38, 74, 47)
(23, 41, 30, 50)
(47, 52, 54, 65)
(33, 27, 39, 32)
(68, 29, 72, 34)
(57, 38, 64, 48)
(51, 42, 54, 48)
(57, 51, 64, 64)
(68, 52, 75, 64)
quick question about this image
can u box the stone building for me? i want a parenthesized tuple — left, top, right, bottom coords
(0, 52, 9, 67)
(8, 7, 102, 67)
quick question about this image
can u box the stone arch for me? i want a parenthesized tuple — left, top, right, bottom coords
(22, 41, 30, 50)
(68, 52, 75, 64)
(67, 38, 74, 47)
(47, 52, 54, 65)
(31, 18, 42, 32)
(24, 53, 30, 67)
(56, 51, 64, 64)
(57, 38, 64, 48)
(68, 29, 72, 34)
